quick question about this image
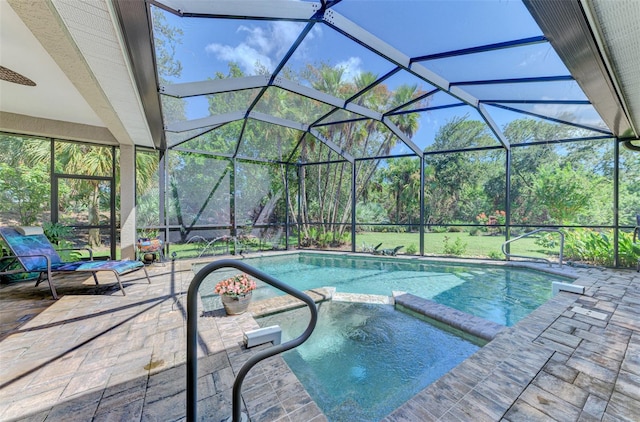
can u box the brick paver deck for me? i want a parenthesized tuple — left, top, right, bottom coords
(0, 254, 638, 421)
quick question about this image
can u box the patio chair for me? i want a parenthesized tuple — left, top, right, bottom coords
(0, 226, 151, 299)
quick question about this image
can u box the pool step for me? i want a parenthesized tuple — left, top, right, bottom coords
(393, 292, 505, 342)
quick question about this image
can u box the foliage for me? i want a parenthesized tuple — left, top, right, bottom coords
(563, 229, 639, 267)
(534, 232, 560, 249)
(356, 202, 389, 231)
(214, 274, 256, 297)
(0, 163, 49, 225)
(533, 164, 594, 224)
(405, 244, 418, 255)
(430, 226, 448, 233)
(563, 229, 612, 265)
(442, 236, 467, 256)
(136, 150, 161, 229)
(488, 250, 504, 260)
(43, 222, 72, 245)
(377, 157, 421, 227)
(300, 227, 349, 248)
(424, 118, 501, 224)
(476, 210, 506, 234)
(618, 233, 640, 267)
(56, 240, 83, 262)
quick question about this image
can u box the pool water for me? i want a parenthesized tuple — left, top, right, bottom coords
(200, 253, 572, 326)
(257, 301, 480, 422)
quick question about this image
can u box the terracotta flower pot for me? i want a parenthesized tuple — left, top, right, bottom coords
(221, 292, 252, 315)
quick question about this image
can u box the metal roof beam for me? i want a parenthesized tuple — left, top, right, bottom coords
(452, 75, 573, 86)
(478, 104, 510, 150)
(248, 111, 308, 132)
(481, 100, 591, 105)
(382, 117, 423, 158)
(161, 0, 320, 20)
(166, 124, 224, 148)
(408, 63, 450, 92)
(322, 9, 410, 67)
(309, 128, 355, 163)
(161, 76, 269, 97)
(273, 78, 345, 109)
(488, 103, 612, 135)
(411, 36, 548, 62)
(165, 111, 245, 132)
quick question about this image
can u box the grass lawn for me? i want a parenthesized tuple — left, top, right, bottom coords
(355, 231, 559, 260)
(81, 230, 559, 262)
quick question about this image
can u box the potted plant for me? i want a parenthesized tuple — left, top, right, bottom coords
(214, 273, 257, 315)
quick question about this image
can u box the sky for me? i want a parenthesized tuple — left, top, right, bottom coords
(153, 0, 610, 150)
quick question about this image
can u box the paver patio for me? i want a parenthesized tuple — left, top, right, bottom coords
(0, 253, 638, 421)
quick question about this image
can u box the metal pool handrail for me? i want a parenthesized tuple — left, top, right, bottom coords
(502, 228, 564, 268)
(186, 259, 318, 422)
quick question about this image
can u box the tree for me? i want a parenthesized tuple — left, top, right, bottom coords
(533, 163, 594, 224)
(0, 135, 50, 225)
(0, 163, 49, 225)
(424, 116, 499, 224)
(379, 157, 420, 227)
(53, 142, 115, 247)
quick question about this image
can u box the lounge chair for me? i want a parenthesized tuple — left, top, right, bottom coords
(0, 226, 151, 299)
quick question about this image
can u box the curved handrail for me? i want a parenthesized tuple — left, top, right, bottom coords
(502, 228, 564, 268)
(186, 259, 318, 422)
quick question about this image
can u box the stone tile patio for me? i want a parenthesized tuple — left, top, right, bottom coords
(0, 254, 638, 421)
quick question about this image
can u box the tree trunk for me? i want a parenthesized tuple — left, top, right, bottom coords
(89, 183, 101, 248)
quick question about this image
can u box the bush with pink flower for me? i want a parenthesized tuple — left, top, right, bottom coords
(214, 273, 256, 297)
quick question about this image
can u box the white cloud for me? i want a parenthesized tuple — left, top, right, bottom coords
(335, 57, 363, 83)
(205, 21, 317, 75)
(206, 42, 273, 74)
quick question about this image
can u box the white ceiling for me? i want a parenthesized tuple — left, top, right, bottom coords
(0, 0, 154, 148)
(0, 1, 102, 126)
(0, 0, 638, 148)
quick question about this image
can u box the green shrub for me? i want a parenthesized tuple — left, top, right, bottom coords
(442, 236, 467, 256)
(618, 232, 640, 267)
(405, 244, 418, 255)
(534, 232, 560, 249)
(563, 229, 613, 266)
(488, 250, 504, 260)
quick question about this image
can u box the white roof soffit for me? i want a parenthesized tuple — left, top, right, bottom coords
(524, 0, 636, 138)
(5, 0, 155, 148)
(582, 0, 640, 140)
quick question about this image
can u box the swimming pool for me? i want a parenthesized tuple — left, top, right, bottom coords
(257, 301, 480, 422)
(199, 252, 572, 326)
